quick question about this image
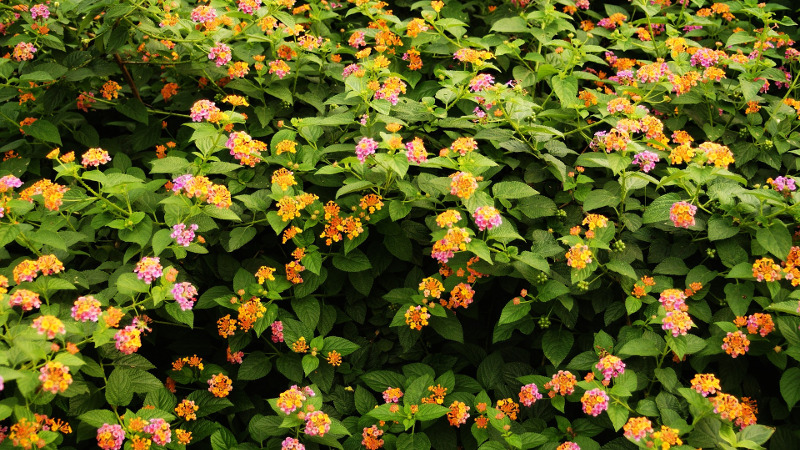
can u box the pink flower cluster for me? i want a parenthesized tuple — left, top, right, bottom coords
(143, 418, 171, 445)
(237, 0, 262, 14)
(134, 256, 163, 284)
(96, 423, 125, 450)
(282, 437, 306, 450)
(190, 5, 217, 22)
(690, 48, 723, 68)
(632, 151, 660, 173)
(519, 383, 543, 406)
(472, 206, 502, 231)
(669, 201, 697, 228)
(172, 282, 198, 311)
(271, 320, 284, 343)
(355, 137, 378, 163)
(580, 388, 609, 416)
(208, 42, 232, 66)
(469, 73, 495, 92)
(30, 4, 50, 19)
(71, 295, 102, 322)
(0, 175, 22, 192)
(171, 223, 198, 247)
(114, 325, 142, 355)
(189, 99, 221, 122)
(596, 354, 626, 381)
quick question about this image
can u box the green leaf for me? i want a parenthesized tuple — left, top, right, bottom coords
(115, 99, 149, 124)
(415, 404, 449, 421)
(498, 300, 531, 325)
(292, 296, 320, 330)
(248, 415, 284, 442)
(542, 329, 573, 367)
(117, 272, 150, 295)
(708, 215, 739, 241)
(618, 338, 661, 357)
(187, 390, 234, 418)
(582, 189, 620, 211)
(430, 315, 463, 343)
(490, 17, 530, 33)
(106, 368, 133, 406)
(302, 354, 320, 376)
(354, 385, 378, 415)
(756, 223, 792, 259)
(336, 180, 374, 198)
(210, 428, 237, 450)
(78, 410, 118, 428)
(362, 371, 407, 391)
(322, 336, 360, 356)
(642, 193, 681, 223)
(780, 367, 800, 409)
(332, 249, 371, 272)
(736, 425, 774, 446)
(22, 119, 61, 145)
(550, 75, 578, 108)
(150, 156, 192, 174)
(492, 181, 538, 199)
(606, 403, 629, 431)
(227, 227, 257, 251)
(238, 351, 272, 381)
(606, 260, 637, 280)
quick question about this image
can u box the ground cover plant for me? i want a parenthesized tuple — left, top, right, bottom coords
(1, 0, 800, 448)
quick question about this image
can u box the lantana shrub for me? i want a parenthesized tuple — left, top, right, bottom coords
(1, 0, 800, 448)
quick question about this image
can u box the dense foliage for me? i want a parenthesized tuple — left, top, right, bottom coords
(1, 0, 800, 448)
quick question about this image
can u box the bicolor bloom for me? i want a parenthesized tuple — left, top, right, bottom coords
(632, 151, 659, 173)
(361, 426, 384, 450)
(404, 305, 430, 330)
(581, 388, 609, 416)
(277, 385, 308, 414)
(269, 60, 291, 79)
(30, 4, 50, 19)
(472, 206, 502, 231)
(596, 354, 625, 381)
(171, 223, 198, 247)
(691, 373, 721, 397)
(32, 315, 65, 339)
(303, 411, 331, 437)
(355, 137, 378, 163)
(9, 289, 41, 311)
(545, 370, 577, 396)
(207, 373, 233, 397)
(662, 310, 693, 337)
(189, 100, 221, 122)
(519, 383, 543, 406)
(449, 171, 479, 199)
(623, 417, 653, 441)
(81, 148, 111, 167)
(281, 437, 306, 450)
(39, 361, 72, 393)
(134, 257, 163, 284)
(208, 42, 232, 66)
(566, 244, 592, 269)
(271, 320, 284, 343)
(468, 74, 494, 92)
(722, 331, 750, 358)
(447, 401, 470, 427)
(172, 282, 198, 311)
(96, 424, 125, 450)
(383, 387, 403, 403)
(114, 325, 142, 355)
(13, 42, 37, 61)
(0, 174, 22, 192)
(405, 137, 428, 163)
(669, 201, 696, 228)
(143, 418, 171, 445)
(752, 257, 782, 282)
(190, 5, 217, 22)
(556, 443, 581, 450)
(175, 399, 199, 420)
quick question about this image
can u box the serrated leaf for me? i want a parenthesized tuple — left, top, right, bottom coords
(542, 329, 573, 367)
